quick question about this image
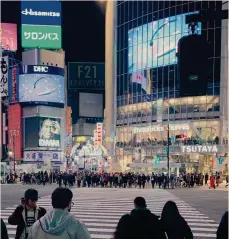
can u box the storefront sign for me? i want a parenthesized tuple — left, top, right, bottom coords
(22, 65, 64, 76)
(24, 151, 61, 162)
(181, 145, 218, 153)
(133, 124, 190, 133)
(96, 123, 103, 145)
(76, 136, 87, 143)
(0, 56, 8, 97)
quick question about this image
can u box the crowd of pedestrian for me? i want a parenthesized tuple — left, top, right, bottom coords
(5, 170, 225, 190)
(1, 187, 228, 239)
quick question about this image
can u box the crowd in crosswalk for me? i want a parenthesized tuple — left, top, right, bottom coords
(1, 188, 227, 239)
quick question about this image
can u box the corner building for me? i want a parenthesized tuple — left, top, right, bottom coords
(115, 1, 228, 176)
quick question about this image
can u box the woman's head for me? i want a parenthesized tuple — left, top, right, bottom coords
(113, 214, 135, 239)
(161, 201, 180, 222)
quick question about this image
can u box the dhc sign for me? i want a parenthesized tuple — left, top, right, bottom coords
(34, 66, 48, 73)
(22, 65, 64, 76)
(181, 145, 218, 153)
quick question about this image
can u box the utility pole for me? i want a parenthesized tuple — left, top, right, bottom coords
(167, 124, 170, 177)
(13, 135, 16, 173)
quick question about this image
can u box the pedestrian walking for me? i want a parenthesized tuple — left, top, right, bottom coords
(8, 189, 46, 239)
(1, 218, 9, 239)
(161, 201, 193, 239)
(209, 175, 216, 189)
(27, 187, 91, 239)
(216, 211, 228, 239)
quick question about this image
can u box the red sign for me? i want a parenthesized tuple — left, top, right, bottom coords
(8, 104, 22, 159)
(94, 130, 98, 147)
(96, 123, 103, 145)
(11, 67, 18, 103)
(0, 23, 17, 51)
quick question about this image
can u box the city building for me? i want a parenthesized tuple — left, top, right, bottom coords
(110, 1, 228, 176)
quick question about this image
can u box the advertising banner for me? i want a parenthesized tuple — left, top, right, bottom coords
(8, 66, 19, 103)
(65, 107, 72, 155)
(68, 62, 105, 90)
(8, 104, 23, 159)
(24, 117, 61, 148)
(0, 23, 17, 51)
(96, 123, 103, 146)
(22, 65, 64, 76)
(21, 25, 62, 49)
(24, 151, 61, 162)
(79, 92, 103, 118)
(0, 56, 8, 97)
(21, 1, 61, 26)
(19, 74, 64, 104)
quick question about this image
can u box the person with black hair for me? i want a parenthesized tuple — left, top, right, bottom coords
(161, 201, 193, 239)
(1, 218, 9, 239)
(216, 211, 228, 239)
(27, 187, 90, 239)
(8, 189, 46, 239)
(113, 197, 166, 239)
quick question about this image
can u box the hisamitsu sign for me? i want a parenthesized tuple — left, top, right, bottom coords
(68, 62, 105, 90)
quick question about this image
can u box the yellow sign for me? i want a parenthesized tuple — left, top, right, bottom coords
(76, 136, 87, 143)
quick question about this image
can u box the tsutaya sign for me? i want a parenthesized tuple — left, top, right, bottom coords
(181, 145, 218, 153)
(133, 124, 190, 133)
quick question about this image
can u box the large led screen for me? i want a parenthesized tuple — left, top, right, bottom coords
(19, 74, 64, 104)
(128, 12, 201, 73)
(24, 117, 61, 148)
(79, 93, 103, 118)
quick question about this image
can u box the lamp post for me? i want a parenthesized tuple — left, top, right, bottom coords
(167, 124, 170, 177)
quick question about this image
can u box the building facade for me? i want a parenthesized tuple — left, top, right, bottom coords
(115, 1, 228, 176)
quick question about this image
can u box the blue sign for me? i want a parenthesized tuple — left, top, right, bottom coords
(68, 62, 105, 90)
(19, 74, 64, 104)
(21, 1, 61, 26)
(22, 65, 64, 76)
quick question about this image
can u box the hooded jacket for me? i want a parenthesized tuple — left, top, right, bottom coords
(27, 209, 91, 239)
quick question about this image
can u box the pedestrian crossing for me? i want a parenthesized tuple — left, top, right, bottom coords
(1, 188, 218, 239)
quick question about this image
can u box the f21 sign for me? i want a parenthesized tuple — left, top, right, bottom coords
(0, 56, 9, 97)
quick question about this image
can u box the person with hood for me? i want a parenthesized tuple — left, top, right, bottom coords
(161, 201, 193, 239)
(27, 187, 91, 239)
(8, 189, 46, 239)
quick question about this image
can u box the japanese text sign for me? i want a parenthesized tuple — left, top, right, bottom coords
(0, 23, 17, 51)
(0, 56, 8, 97)
(21, 1, 61, 26)
(21, 25, 62, 49)
(8, 66, 18, 103)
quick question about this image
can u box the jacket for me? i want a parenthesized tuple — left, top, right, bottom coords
(217, 211, 228, 239)
(27, 209, 91, 239)
(8, 205, 46, 239)
(130, 208, 166, 239)
(1, 219, 9, 239)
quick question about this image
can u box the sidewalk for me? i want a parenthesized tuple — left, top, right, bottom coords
(199, 181, 228, 191)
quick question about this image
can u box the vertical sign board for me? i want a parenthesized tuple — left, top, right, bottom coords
(68, 62, 105, 90)
(94, 130, 98, 148)
(96, 123, 103, 145)
(0, 56, 9, 97)
(8, 104, 22, 159)
(8, 66, 19, 103)
(66, 107, 72, 155)
(0, 23, 18, 51)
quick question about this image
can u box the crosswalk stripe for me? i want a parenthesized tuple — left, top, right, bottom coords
(1, 188, 218, 239)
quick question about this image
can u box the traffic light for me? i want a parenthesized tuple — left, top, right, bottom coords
(218, 157, 223, 165)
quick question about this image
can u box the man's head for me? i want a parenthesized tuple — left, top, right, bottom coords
(40, 119, 54, 139)
(134, 197, 147, 209)
(52, 187, 73, 211)
(24, 189, 39, 208)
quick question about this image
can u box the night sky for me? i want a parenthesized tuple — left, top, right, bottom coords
(1, 1, 105, 63)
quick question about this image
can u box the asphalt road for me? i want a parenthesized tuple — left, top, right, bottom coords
(1, 184, 228, 224)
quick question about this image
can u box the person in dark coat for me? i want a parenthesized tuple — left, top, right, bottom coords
(113, 197, 166, 239)
(1, 219, 9, 239)
(216, 211, 228, 239)
(8, 189, 46, 239)
(161, 201, 193, 239)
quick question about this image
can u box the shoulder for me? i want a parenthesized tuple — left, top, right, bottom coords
(38, 207, 47, 214)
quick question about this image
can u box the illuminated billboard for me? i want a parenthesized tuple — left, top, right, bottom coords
(19, 74, 64, 104)
(24, 117, 61, 148)
(21, 1, 61, 26)
(8, 104, 23, 159)
(21, 25, 62, 49)
(128, 12, 201, 73)
(0, 23, 17, 51)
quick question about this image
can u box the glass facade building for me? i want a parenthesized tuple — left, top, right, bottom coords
(115, 1, 228, 176)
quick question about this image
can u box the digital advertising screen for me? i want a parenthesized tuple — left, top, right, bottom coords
(24, 117, 61, 148)
(128, 12, 201, 73)
(79, 92, 103, 118)
(19, 74, 64, 104)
